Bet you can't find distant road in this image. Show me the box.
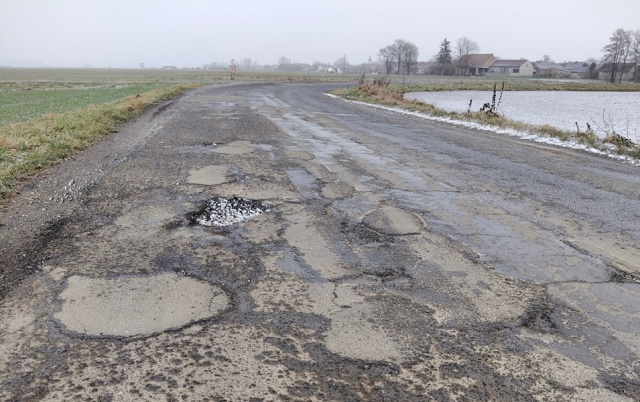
[2,82,639,400]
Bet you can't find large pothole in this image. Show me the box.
[187,196,270,227]
[362,206,423,235]
[54,273,229,337]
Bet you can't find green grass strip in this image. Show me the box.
[0,84,168,127]
[0,84,199,200]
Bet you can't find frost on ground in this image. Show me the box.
[188,196,270,227]
[327,93,640,167]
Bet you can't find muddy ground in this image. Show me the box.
[1,82,640,401]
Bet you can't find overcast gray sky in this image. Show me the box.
[1,0,638,68]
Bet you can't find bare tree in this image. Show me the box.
[378,39,419,75]
[601,28,632,83]
[378,45,397,75]
[617,30,633,83]
[454,37,480,75]
[631,30,640,82]
[401,41,419,75]
[393,39,407,74]
[277,56,290,71]
[334,55,348,73]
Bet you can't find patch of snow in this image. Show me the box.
[193,197,270,227]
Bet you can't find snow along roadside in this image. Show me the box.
[326,93,640,167]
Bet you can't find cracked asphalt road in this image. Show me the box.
[1,82,640,401]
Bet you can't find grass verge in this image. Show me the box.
[0,84,199,200]
[0,83,170,127]
[332,81,640,162]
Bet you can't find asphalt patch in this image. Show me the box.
[54,272,230,338]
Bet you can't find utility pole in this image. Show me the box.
[343,53,346,74]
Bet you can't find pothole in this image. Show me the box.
[362,266,408,281]
[362,206,423,235]
[520,302,558,334]
[611,270,640,284]
[187,196,270,227]
[54,273,230,337]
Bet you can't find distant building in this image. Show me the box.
[562,61,588,71]
[318,66,340,73]
[459,53,496,76]
[488,60,535,77]
[533,61,566,78]
[597,63,638,82]
[562,62,591,79]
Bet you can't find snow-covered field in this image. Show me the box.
[405,91,640,142]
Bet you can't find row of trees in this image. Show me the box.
[263,29,640,81]
[377,37,479,76]
[378,39,420,75]
[602,28,640,83]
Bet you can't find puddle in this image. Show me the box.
[187,196,270,227]
[54,273,229,337]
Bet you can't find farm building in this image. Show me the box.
[562,62,591,79]
[533,61,566,78]
[488,60,535,77]
[597,63,638,82]
[459,53,496,76]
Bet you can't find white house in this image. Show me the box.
[488,60,535,77]
[318,66,341,73]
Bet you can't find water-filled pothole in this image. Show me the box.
[187,196,270,227]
